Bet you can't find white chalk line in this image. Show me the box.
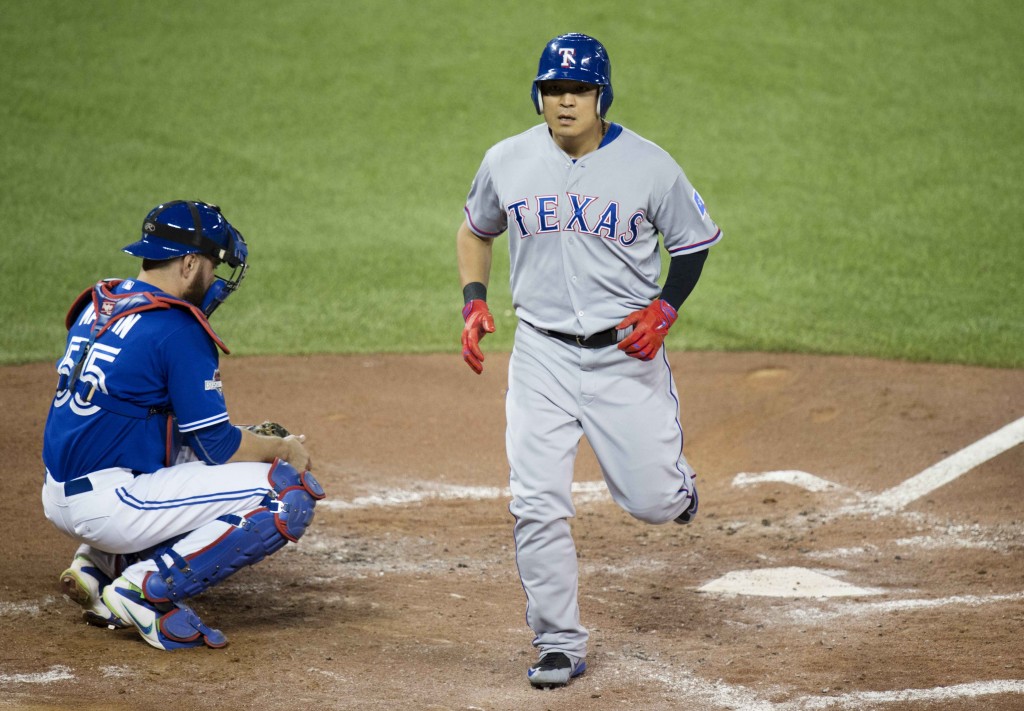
[732,415,1024,515]
[0,665,74,684]
[0,595,58,617]
[785,679,1024,709]
[787,591,1024,622]
[318,479,610,511]
[867,415,1024,512]
[623,656,1024,710]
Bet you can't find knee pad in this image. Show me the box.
[266,458,325,542]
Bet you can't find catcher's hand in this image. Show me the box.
[616,299,678,361]
[245,421,292,438]
[461,299,495,375]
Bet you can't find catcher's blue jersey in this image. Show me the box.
[43,279,233,482]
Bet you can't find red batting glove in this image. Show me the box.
[616,299,678,361]
[461,299,495,374]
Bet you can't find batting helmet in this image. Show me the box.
[122,200,249,316]
[531,33,613,117]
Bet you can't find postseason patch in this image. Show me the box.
[204,368,223,392]
[692,190,707,219]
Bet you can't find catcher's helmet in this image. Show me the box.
[532,33,613,117]
[122,200,249,316]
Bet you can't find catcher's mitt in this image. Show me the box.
[245,421,292,438]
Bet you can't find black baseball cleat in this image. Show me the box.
[674,487,699,525]
[527,652,586,688]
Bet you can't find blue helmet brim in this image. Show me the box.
[122,237,199,261]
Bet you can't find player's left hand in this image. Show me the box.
[615,299,678,361]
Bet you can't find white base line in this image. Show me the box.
[788,591,1024,622]
[789,679,1024,709]
[319,480,609,510]
[869,415,1024,511]
[0,664,74,684]
[633,658,1024,710]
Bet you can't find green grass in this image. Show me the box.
[2,0,1021,366]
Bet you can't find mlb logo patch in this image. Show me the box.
[692,190,707,219]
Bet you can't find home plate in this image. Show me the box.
[698,567,885,598]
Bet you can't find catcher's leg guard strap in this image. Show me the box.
[143,511,288,603]
[160,604,228,649]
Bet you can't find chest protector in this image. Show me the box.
[59,279,229,420]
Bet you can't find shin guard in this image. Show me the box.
[142,459,325,603]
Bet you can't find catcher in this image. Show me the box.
[41,200,325,650]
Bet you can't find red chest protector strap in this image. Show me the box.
[65,279,229,353]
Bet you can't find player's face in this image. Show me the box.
[539,80,603,154]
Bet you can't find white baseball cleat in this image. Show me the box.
[59,554,129,629]
[102,576,227,651]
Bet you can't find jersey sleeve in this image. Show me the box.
[186,420,243,465]
[652,172,723,256]
[163,321,231,434]
[463,153,507,238]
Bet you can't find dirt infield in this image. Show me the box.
[2,352,1022,710]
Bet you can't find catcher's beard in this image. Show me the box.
[182,274,209,309]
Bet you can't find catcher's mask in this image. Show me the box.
[532,33,613,118]
[122,200,249,317]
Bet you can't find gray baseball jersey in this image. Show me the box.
[462,122,720,662]
[464,123,721,335]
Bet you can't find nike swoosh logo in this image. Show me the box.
[123,600,154,635]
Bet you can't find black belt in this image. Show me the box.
[524,320,620,349]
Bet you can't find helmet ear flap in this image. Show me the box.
[533,83,613,119]
[598,84,614,118]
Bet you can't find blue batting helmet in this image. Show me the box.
[531,33,613,117]
[123,200,249,316]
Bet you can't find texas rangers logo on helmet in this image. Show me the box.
[558,47,576,67]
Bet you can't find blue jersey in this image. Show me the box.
[43,279,239,482]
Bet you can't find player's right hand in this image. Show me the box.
[282,434,313,472]
[461,299,495,374]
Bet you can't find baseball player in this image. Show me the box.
[457,34,721,687]
[42,200,325,650]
